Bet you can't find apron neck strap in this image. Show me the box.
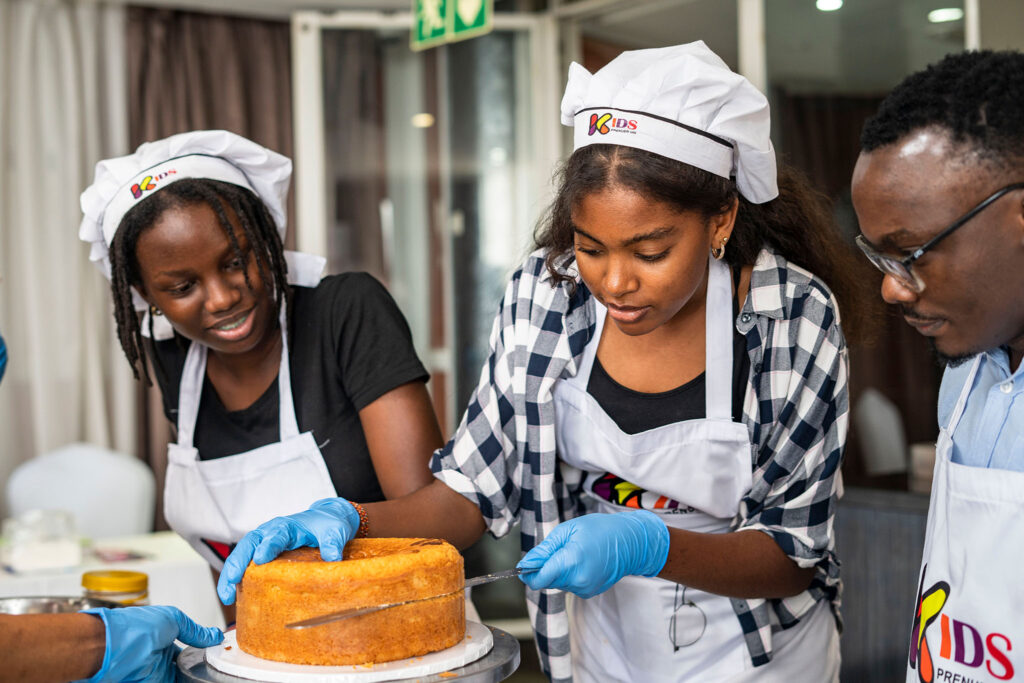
[945,355,983,437]
[176,343,206,448]
[704,256,734,420]
[275,307,300,439]
[175,304,300,448]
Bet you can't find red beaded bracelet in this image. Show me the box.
[350,501,369,538]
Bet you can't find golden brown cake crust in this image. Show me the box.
[236,538,465,665]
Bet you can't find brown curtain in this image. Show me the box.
[320,31,387,280]
[126,7,293,529]
[775,91,880,201]
[775,90,943,488]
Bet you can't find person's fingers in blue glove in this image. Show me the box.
[78,605,222,683]
[217,497,361,605]
[170,606,224,648]
[0,333,7,385]
[516,510,671,599]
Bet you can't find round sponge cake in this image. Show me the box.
[236,538,465,665]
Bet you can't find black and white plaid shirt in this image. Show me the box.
[432,247,847,682]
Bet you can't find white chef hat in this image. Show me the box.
[560,41,778,204]
[79,130,324,341]
[79,129,292,280]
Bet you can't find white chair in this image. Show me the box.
[6,442,155,539]
[853,388,908,476]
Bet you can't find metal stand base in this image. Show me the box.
[177,625,521,683]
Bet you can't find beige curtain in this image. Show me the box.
[0,1,134,516]
[125,7,293,529]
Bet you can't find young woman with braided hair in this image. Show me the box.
[109,178,289,386]
[80,131,443,608]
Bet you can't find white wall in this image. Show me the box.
[980,0,1024,50]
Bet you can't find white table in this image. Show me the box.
[0,531,225,629]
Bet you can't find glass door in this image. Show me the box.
[291,10,560,431]
[291,9,560,643]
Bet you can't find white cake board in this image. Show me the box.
[206,620,493,683]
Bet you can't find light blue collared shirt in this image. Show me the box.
[937,347,1024,470]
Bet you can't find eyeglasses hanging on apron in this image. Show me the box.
[669,584,707,651]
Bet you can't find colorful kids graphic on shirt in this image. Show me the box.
[589,472,695,512]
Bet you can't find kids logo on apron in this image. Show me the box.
[163,305,337,570]
[907,356,1022,683]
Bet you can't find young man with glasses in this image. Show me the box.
[851,50,1024,683]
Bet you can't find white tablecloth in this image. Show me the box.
[0,531,225,629]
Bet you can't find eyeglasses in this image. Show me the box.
[668,585,706,651]
[855,181,1024,293]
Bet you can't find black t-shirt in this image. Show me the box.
[150,273,429,502]
[587,267,749,433]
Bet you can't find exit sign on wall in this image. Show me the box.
[412,0,493,51]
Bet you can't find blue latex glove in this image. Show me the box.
[217,497,360,605]
[0,333,7,385]
[79,605,223,683]
[517,510,671,599]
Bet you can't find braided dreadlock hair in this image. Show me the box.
[861,50,1024,175]
[108,178,290,384]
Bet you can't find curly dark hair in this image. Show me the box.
[109,178,289,383]
[534,144,876,342]
[861,50,1024,173]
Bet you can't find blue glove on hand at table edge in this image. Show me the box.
[516,510,671,599]
[78,605,222,683]
[217,497,361,605]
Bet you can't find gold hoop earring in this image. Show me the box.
[150,305,162,316]
[711,237,728,261]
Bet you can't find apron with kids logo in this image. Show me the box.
[907,355,1022,683]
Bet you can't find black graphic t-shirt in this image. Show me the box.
[150,273,429,503]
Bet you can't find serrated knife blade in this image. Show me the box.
[284,567,533,629]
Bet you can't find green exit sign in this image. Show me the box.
[412,0,493,51]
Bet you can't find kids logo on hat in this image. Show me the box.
[588,112,637,136]
[130,169,178,199]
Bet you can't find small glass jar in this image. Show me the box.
[82,570,149,606]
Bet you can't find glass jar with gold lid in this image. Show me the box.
[81,570,149,606]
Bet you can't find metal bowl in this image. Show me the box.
[0,595,121,614]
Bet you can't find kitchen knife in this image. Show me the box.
[285,567,534,629]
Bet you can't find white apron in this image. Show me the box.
[906,356,1024,683]
[163,306,337,570]
[553,256,839,682]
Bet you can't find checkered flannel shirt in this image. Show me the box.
[431,247,848,682]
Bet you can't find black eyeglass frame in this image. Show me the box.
[855,181,1024,293]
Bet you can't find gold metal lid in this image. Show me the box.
[81,570,148,593]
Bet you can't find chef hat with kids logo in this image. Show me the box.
[79,130,323,339]
[79,129,291,279]
[560,41,778,204]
